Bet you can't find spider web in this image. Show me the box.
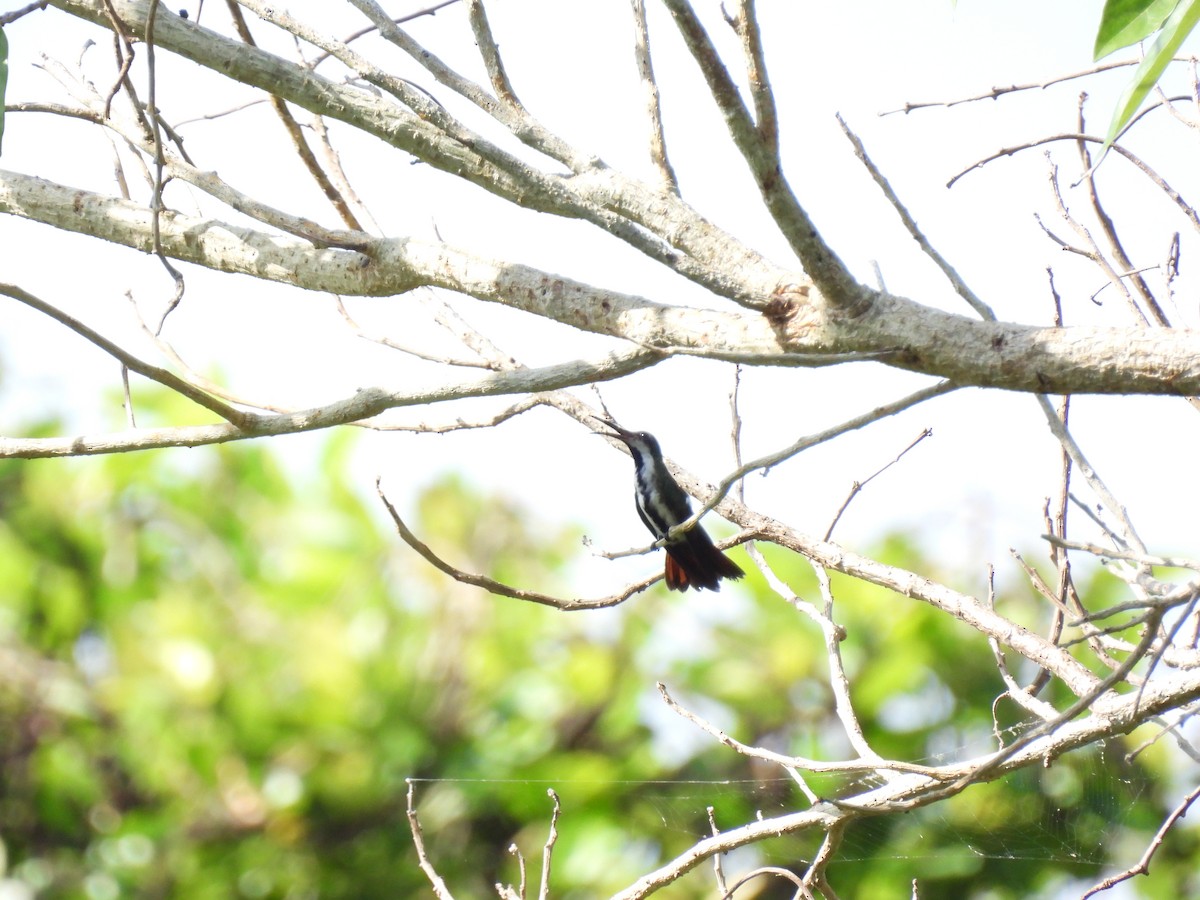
[411,728,1169,898]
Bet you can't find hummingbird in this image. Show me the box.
[596,419,745,592]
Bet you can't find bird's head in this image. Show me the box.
[592,417,663,463]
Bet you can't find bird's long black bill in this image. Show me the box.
[590,416,631,442]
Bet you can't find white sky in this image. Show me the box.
[2,0,1199,599]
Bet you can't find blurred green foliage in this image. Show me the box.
[0,397,1195,899]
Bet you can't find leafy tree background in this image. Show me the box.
[1,387,1195,898]
[2,0,1200,898]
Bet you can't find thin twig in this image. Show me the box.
[675,382,957,540]
[707,808,727,898]
[1073,92,1171,327]
[823,427,932,541]
[173,98,269,127]
[810,565,882,771]
[362,398,546,434]
[335,296,495,368]
[377,477,649,609]
[630,0,678,192]
[1081,783,1200,898]
[728,364,746,502]
[656,681,946,781]
[314,0,463,67]
[1043,536,1200,572]
[405,781,457,900]
[802,823,845,900]
[837,114,994,320]
[499,841,526,900]
[1036,394,1147,556]
[142,0,187,332]
[987,565,1060,722]
[949,135,1200,237]
[308,113,382,232]
[537,790,560,900]
[120,365,136,427]
[719,866,807,900]
[0,1,49,27]
[1,283,248,426]
[880,59,1152,115]
[225,0,364,231]
[97,0,140,123]
[1042,155,1143,321]
[656,681,815,804]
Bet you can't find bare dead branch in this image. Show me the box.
[0,1,50,27]
[360,398,546,434]
[719,865,807,900]
[630,0,678,192]
[657,678,946,780]
[1073,93,1171,328]
[225,0,364,231]
[881,59,1150,115]
[950,135,1200,238]
[679,381,956,539]
[1,282,249,426]
[496,840,525,900]
[657,0,857,307]
[728,0,778,153]
[802,823,845,900]
[314,0,462,67]
[12,7,1200,896]
[1044,536,1200,572]
[823,427,932,541]
[616,656,1200,898]
[377,477,651,609]
[1081,782,1200,898]
[837,114,994,320]
[335,295,496,369]
[465,0,520,107]
[536,790,560,900]
[405,780,458,900]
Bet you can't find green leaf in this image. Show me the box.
[1103,0,1200,149]
[0,27,7,156]
[1094,0,1180,59]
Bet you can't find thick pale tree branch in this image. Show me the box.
[4,169,1200,393]
[7,2,1200,398]
[47,0,783,303]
